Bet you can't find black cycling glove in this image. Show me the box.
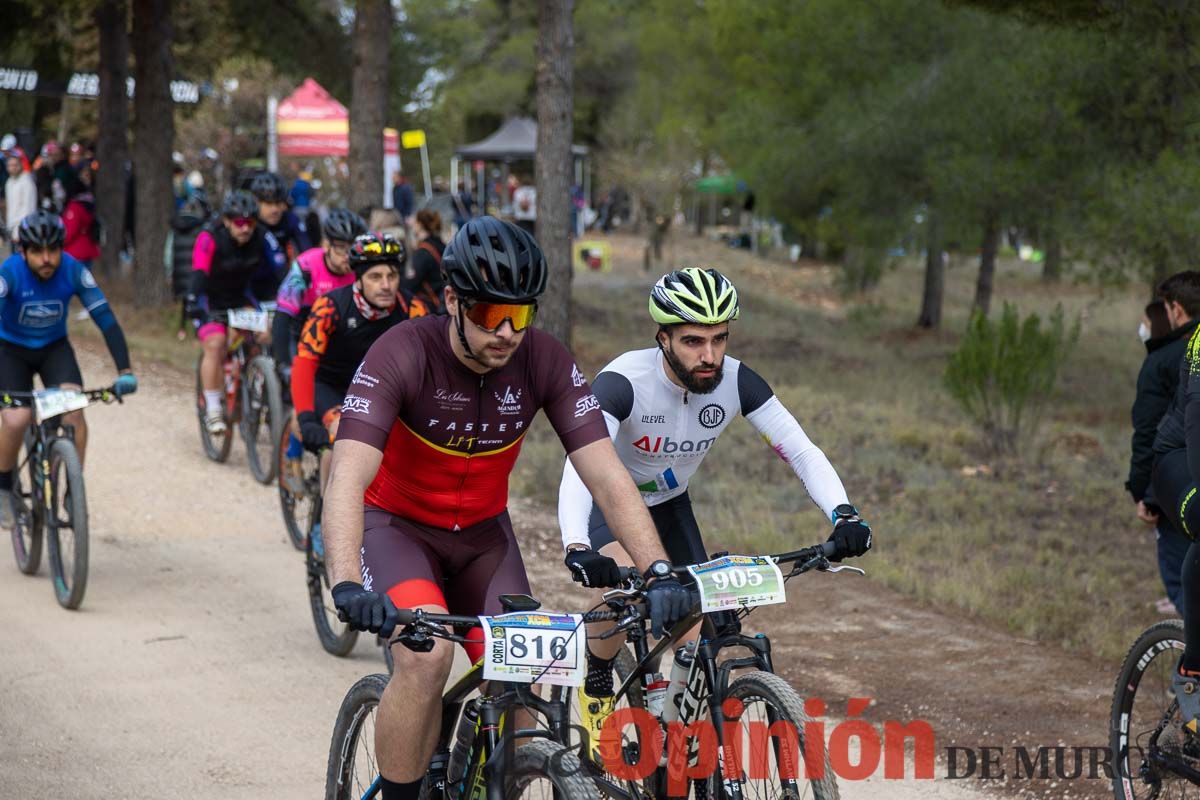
[644,576,692,638]
[564,548,622,588]
[298,411,331,453]
[828,505,872,562]
[184,294,208,324]
[331,581,399,636]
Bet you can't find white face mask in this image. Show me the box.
[1139,322,1152,343]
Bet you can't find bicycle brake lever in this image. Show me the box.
[594,605,643,640]
[602,587,642,604]
[820,564,866,576]
[792,555,826,576]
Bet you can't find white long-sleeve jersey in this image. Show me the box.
[557,347,850,549]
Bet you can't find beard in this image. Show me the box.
[662,344,723,394]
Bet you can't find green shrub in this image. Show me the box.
[943,303,1080,454]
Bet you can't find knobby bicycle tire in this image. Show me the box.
[308,496,358,657]
[241,355,285,484]
[11,436,42,575]
[195,355,233,463]
[325,672,389,800]
[708,671,840,800]
[276,424,310,550]
[504,738,601,799]
[46,437,88,610]
[1110,619,1191,800]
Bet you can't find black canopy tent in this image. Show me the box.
[452,117,589,212]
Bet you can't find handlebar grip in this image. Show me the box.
[821,540,838,558]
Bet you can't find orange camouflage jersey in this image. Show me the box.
[290,283,427,414]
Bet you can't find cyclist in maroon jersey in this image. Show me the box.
[321,216,689,800]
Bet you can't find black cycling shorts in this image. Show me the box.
[587,491,708,570]
[360,508,532,662]
[0,338,84,394]
[1153,448,1200,540]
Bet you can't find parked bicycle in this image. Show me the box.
[1111,618,1200,797]
[560,542,858,799]
[194,306,284,484]
[6,385,124,610]
[325,593,609,800]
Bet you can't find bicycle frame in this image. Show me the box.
[602,545,855,799]
[0,387,115,512]
[209,309,270,421]
[388,604,603,800]
[432,663,573,800]
[21,420,67,514]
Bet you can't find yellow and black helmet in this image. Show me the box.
[349,232,406,277]
[649,267,739,326]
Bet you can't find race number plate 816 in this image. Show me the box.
[687,555,786,613]
[478,612,586,687]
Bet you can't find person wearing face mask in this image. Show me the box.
[1133,274,1200,616]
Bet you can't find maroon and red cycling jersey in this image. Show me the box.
[336,315,608,530]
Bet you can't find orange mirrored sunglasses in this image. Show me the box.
[463,300,537,332]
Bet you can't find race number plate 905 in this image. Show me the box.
[687,554,786,613]
[478,612,586,687]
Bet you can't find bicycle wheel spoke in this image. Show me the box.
[352,705,379,796]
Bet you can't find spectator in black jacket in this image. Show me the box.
[1136,274,1200,614]
[404,208,446,313]
[165,191,212,335]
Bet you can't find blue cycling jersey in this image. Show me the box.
[0,252,118,349]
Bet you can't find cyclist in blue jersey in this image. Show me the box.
[251,172,310,301]
[0,211,138,524]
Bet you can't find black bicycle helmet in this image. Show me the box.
[181,189,211,220]
[221,190,258,219]
[17,210,65,248]
[441,216,547,303]
[349,232,406,277]
[323,208,368,243]
[250,171,288,203]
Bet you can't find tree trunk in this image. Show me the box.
[917,208,944,329]
[131,0,174,307]
[95,0,129,278]
[973,214,1000,317]
[1042,230,1062,282]
[348,0,390,214]
[534,0,574,346]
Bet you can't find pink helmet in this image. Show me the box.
[40,140,60,159]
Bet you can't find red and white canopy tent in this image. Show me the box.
[270,78,400,206]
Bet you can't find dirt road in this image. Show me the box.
[0,344,1111,798]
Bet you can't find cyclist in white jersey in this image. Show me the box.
[556,267,873,756]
